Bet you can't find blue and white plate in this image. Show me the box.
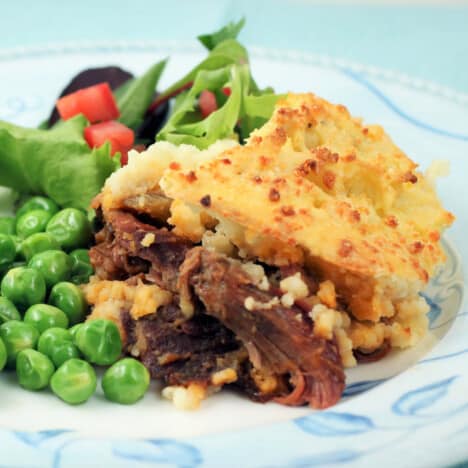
[0,43,466,468]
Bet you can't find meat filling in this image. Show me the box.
[89,209,346,408]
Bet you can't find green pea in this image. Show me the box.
[16,196,59,219]
[0,217,16,235]
[75,319,122,366]
[1,267,46,311]
[0,297,21,323]
[16,349,54,391]
[38,327,72,356]
[28,250,72,289]
[16,210,53,239]
[46,209,92,250]
[69,249,93,284]
[49,282,87,325]
[20,232,59,262]
[0,320,39,367]
[69,323,84,341]
[0,234,17,267]
[24,304,69,334]
[50,358,96,405]
[0,337,7,371]
[49,341,80,367]
[102,358,150,404]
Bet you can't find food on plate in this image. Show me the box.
[87,90,453,409]
[23,304,69,333]
[16,348,54,391]
[0,19,454,410]
[0,320,39,367]
[50,358,97,404]
[102,357,150,404]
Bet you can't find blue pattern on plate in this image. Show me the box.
[0,44,466,468]
[342,69,468,141]
[13,429,70,447]
[392,376,457,416]
[342,379,386,397]
[295,412,375,436]
[112,439,202,467]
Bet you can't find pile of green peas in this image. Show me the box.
[0,196,150,405]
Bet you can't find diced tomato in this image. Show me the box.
[57,83,120,123]
[84,121,134,164]
[199,90,218,118]
[222,87,231,97]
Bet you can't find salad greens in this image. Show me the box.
[157,39,249,102]
[0,116,118,210]
[0,19,282,210]
[197,18,246,51]
[158,65,246,148]
[116,59,167,129]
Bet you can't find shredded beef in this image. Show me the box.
[124,303,246,386]
[89,209,346,409]
[185,247,345,409]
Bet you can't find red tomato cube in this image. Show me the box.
[199,90,218,118]
[57,83,120,123]
[84,121,134,160]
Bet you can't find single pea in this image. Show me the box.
[0,320,39,367]
[49,341,80,367]
[16,196,59,219]
[24,304,69,334]
[46,209,92,250]
[69,323,84,341]
[102,358,150,404]
[0,217,16,235]
[16,210,53,239]
[69,249,93,285]
[0,267,46,311]
[28,250,72,289]
[0,337,7,371]
[0,234,17,267]
[49,282,87,325]
[0,297,21,323]
[20,232,59,262]
[50,358,96,405]
[38,327,72,356]
[75,319,122,366]
[16,349,54,391]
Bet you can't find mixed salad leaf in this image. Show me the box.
[116,59,167,129]
[0,117,119,210]
[197,18,246,51]
[0,19,283,210]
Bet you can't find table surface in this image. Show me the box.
[1,0,468,95]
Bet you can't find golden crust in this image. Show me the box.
[100,93,453,322]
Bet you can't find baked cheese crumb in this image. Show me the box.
[162,384,207,410]
[141,232,156,247]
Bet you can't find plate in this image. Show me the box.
[0,42,467,467]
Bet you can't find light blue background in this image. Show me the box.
[1,0,467,94]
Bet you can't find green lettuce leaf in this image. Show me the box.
[158,65,249,149]
[0,116,119,210]
[158,39,248,102]
[116,59,167,129]
[158,62,284,149]
[197,18,246,50]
